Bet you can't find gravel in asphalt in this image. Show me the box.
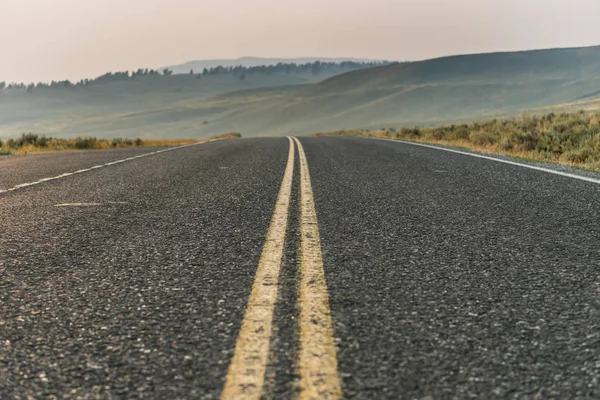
[0,147,172,191]
[2,136,599,399]
[0,138,287,399]
[302,136,600,399]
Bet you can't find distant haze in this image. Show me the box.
[1,0,600,83]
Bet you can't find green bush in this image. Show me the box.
[402,127,421,138]
[564,148,595,163]
[469,130,497,146]
[73,137,97,149]
[16,133,39,147]
[450,125,470,140]
[510,131,538,151]
[536,131,565,154]
[429,127,448,140]
[35,135,49,147]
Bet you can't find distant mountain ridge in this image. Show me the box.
[164,56,383,74]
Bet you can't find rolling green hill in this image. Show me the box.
[2,46,600,139]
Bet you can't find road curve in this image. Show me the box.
[1,136,599,399]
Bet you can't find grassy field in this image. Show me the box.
[314,111,600,172]
[0,132,240,155]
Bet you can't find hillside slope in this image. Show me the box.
[0,63,372,137]
[138,45,600,137]
[228,45,600,134]
[2,46,600,139]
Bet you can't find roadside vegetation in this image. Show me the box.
[314,111,600,172]
[0,132,241,155]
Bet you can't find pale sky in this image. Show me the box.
[1,0,599,83]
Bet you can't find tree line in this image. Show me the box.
[0,61,391,93]
[190,60,388,78]
[0,68,165,92]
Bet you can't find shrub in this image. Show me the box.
[535,131,565,154]
[510,131,538,151]
[500,138,513,151]
[73,137,97,149]
[450,125,470,140]
[35,135,49,147]
[16,133,39,147]
[563,148,595,163]
[402,127,421,138]
[429,127,448,140]
[469,130,497,146]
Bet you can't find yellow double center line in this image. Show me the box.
[222,137,342,399]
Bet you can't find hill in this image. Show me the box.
[2,46,600,139]
[0,61,384,138]
[164,57,381,75]
[225,45,600,135]
[128,45,600,138]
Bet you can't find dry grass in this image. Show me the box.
[143,132,241,146]
[313,111,600,173]
[0,132,241,155]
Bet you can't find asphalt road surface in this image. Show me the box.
[1,137,599,399]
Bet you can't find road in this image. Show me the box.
[1,137,599,399]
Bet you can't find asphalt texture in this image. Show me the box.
[0,147,171,191]
[0,138,288,399]
[2,136,600,399]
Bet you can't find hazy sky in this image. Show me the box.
[1,0,599,83]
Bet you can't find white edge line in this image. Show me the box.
[0,140,217,194]
[370,137,600,185]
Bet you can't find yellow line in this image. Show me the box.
[292,137,343,400]
[221,137,296,400]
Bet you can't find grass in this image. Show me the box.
[313,111,600,173]
[0,132,241,155]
